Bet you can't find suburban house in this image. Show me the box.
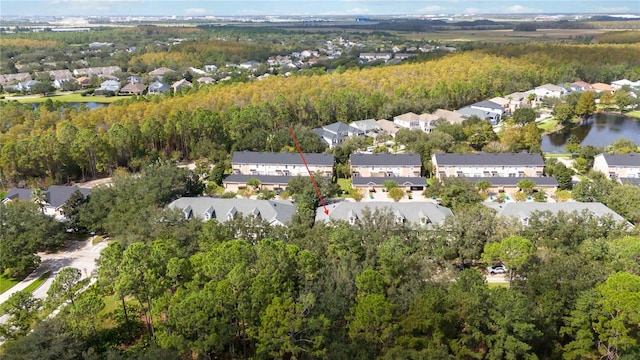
[43,186,91,220]
[315,202,453,227]
[393,53,417,60]
[593,153,640,184]
[611,79,640,90]
[204,64,218,73]
[0,72,32,86]
[126,75,142,84]
[591,83,616,93]
[313,122,365,148]
[470,100,506,118]
[485,202,631,227]
[168,198,296,226]
[456,106,502,125]
[505,91,534,107]
[148,81,170,95]
[76,76,91,88]
[41,69,74,81]
[224,151,335,191]
[53,78,75,90]
[533,83,567,99]
[376,119,402,138]
[95,79,121,94]
[393,112,421,129]
[72,66,120,77]
[570,81,593,92]
[431,153,545,180]
[431,109,466,124]
[120,82,147,95]
[11,80,40,93]
[350,119,381,135]
[394,112,443,133]
[1,188,34,203]
[196,77,215,85]
[2,186,91,221]
[359,53,393,62]
[172,79,192,92]
[148,67,176,81]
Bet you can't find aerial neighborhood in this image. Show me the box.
[2,13,640,360]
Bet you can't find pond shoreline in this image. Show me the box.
[542,112,640,153]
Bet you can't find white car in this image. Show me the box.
[487,265,507,274]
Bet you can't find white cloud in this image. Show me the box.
[322,8,372,15]
[507,5,539,13]
[416,5,445,14]
[596,7,631,13]
[184,8,207,15]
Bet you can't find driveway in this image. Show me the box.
[0,238,108,326]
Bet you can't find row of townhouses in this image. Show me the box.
[223,151,427,192]
[168,197,631,229]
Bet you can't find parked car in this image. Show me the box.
[487,264,507,274]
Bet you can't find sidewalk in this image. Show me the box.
[0,266,51,304]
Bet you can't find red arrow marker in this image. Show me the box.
[288,127,329,215]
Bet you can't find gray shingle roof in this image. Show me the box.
[316,201,453,226]
[433,153,545,167]
[465,177,558,186]
[167,198,296,225]
[46,186,91,208]
[472,100,503,110]
[601,153,640,167]
[3,188,33,202]
[231,151,334,166]
[484,202,627,224]
[350,153,422,166]
[352,177,427,186]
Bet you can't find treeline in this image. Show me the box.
[2,165,639,358]
[1,44,640,185]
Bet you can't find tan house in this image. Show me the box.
[591,83,616,93]
[350,153,422,178]
[120,82,147,95]
[431,109,466,124]
[431,153,545,180]
[593,153,640,184]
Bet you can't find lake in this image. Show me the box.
[541,113,640,153]
[31,102,108,110]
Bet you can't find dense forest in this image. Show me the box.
[1,43,639,186]
[1,163,639,359]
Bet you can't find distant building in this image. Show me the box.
[313,122,365,149]
[148,81,170,94]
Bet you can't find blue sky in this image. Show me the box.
[2,1,639,17]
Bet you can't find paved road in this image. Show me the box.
[0,238,108,333]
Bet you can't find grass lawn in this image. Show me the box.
[22,271,52,294]
[0,271,24,295]
[3,92,130,104]
[544,153,571,158]
[337,178,352,193]
[537,118,559,132]
[627,110,640,119]
[92,235,105,246]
